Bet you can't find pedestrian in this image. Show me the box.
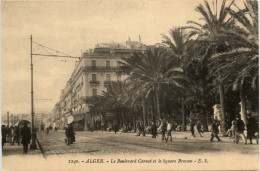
[2,125,7,149]
[54,127,57,132]
[160,119,167,142]
[9,127,14,145]
[101,122,104,131]
[19,125,22,144]
[6,127,11,144]
[71,124,76,143]
[151,121,157,138]
[210,120,222,142]
[66,124,72,145]
[234,114,247,144]
[13,126,20,145]
[226,120,235,139]
[65,125,69,144]
[166,120,172,142]
[214,116,221,132]
[47,127,49,134]
[196,119,203,137]
[67,123,75,145]
[21,123,31,154]
[136,121,141,136]
[141,121,145,136]
[190,119,195,137]
[114,122,118,134]
[246,113,258,144]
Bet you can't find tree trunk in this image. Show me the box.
[219,85,227,136]
[84,113,87,131]
[240,84,247,125]
[131,103,136,132]
[142,94,147,127]
[121,106,125,129]
[101,113,106,130]
[201,107,208,132]
[156,84,161,120]
[182,102,186,131]
[150,91,155,122]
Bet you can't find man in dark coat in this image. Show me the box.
[161,120,167,142]
[67,124,75,145]
[136,121,141,136]
[210,120,221,142]
[2,125,7,148]
[234,114,247,144]
[151,121,157,138]
[247,113,258,144]
[190,119,195,137]
[140,121,145,136]
[113,122,118,134]
[13,126,20,145]
[21,123,31,154]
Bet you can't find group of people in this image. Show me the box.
[136,121,146,136]
[135,119,174,143]
[224,113,258,144]
[159,120,174,143]
[1,123,32,154]
[1,125,21,146]
[190,119,204,138]
[131,113,259,145]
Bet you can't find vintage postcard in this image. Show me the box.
[1,0,259,170]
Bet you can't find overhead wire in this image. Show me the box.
[32,41,81,59]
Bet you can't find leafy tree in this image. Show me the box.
[186,0,236,135]
[123,47,188,123]
[209,0,258,123]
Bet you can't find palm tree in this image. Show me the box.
[161,27,192,59]
[87,95,108,130]
[162,27,196,131]
[123,47,188,122]
[209,0,258,124]
[162,27,213,131]
[186,0,236,135]
[102,81,129,130]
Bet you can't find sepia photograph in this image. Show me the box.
[1,0,259,170]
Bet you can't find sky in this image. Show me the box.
[1,0,242,115]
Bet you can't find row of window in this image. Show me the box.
[91,60,121,67]
[91,73,121,82]
[92,88,97,96]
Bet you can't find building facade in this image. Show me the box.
[54,38,144,131]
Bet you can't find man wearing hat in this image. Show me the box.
[21,123,31,154]
[247,113,258,144]
[234,114,247,144]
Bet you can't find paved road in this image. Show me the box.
[37,130,259,157]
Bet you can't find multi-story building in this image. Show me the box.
[56,37,144,131]
[34,112,49,130]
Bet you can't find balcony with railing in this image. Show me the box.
[84,66,123,72]
[89,80,100,85]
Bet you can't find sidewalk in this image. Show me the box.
[2,142,43,157]
[2,142,45,171]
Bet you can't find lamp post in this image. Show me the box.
[30,35,37,149]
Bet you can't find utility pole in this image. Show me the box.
[11,114,13,126]
[30,35,37,149]
[28,36,80,147]
[7,111,9,128]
